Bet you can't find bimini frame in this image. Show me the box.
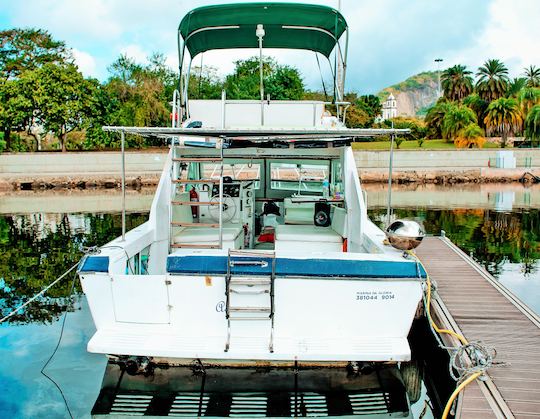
[175,10,349,124]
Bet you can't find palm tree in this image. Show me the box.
[463,93,489,128]
[524,105,540,146]
[442,104,477,140]
[484,97,523,147]
[455,123,485,148]
[476,59,510,101]
[425,100,453,139]
[523,65,540,88]
[506,77,526,98]
[519,87,540,116]
[441,64,473,101]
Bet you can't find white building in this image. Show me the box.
[381,93,398,120]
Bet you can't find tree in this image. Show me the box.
[441,64,473,101]
[523,65,540,88]
[463,93,489,128]
[484,97,523,147]
[344,105,370,128]
[524,105,540,146]
[0,29,72,149]
[0,77,34,149]
[454,123,485,148]
[105,53,171,131]
[188,65,223,99]
[476,59,510,101]
[224,56,304,100]
[356,94,382,124]
[518,87,540,117]
[425,100,453,139]
[265,65,304,100]
[506,77,527,98]
[33,63,98,151]
[0,28,71,80]
[442,104,477,141]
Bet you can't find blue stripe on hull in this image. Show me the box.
[166,255,426,278]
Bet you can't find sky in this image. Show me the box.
[0,0,539,94]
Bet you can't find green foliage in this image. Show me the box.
[484,97,523,147]
[476,59,510,101]
[390,116,427,141]
[441,64,473,101]
[518,87,540,116]
[0,28,71,79]
[356,94,382,120]
[425,100,453,139]
[506,77,527,98]
[188,65,223,99]
[442,103,477,141]
[344,105,370,128]
[31,63,99,151]
[463,93,489,128]
[224,56,304,100]
[454,123,485,148]
[523,65,540,88]
[524,105,540,146]
[0,132,5,152]
[105,53,172,128]
[0,77,34,148]
[266,65,304,100]
[0,212,147,324]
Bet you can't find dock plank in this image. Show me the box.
[417,237,540,419]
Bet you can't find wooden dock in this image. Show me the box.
[416,236,540,419]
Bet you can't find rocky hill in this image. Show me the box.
[378,71,439,117]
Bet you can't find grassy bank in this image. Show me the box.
[352,139,501,150]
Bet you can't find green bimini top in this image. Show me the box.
[178,2,347,58]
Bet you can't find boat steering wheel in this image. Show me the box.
[208,194,237,223]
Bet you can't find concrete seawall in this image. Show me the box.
[1,149,539,190]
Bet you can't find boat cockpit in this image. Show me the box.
[171,147,348,253]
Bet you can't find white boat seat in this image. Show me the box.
[173,224,243,245]
[275,206,347,252]
[275,225,342,243]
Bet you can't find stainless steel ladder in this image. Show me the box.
[225,249,276,353]
[170,148,225,250]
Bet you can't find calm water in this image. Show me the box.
[1,184,539,418]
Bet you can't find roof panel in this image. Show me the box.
[179,2,347,57]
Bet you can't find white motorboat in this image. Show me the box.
[79,2,425,370]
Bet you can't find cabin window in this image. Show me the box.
[270,162,329,193]
[201,163,261,188]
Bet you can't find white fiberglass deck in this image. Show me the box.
[89,324,411,362]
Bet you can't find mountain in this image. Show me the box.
[377,71,439,117]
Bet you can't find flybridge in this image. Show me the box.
[176,3,350,125]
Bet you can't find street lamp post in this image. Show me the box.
[435,58,443,97]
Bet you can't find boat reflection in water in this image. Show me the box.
[91,362,412,418]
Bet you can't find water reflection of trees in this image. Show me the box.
[0,213,147,324]
[369,208,540,279]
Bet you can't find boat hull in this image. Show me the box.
[81,273,423,362]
